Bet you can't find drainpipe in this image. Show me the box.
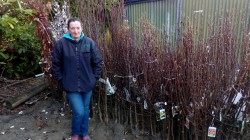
[176,0,182,43]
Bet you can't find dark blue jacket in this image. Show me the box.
[52,33,103,93]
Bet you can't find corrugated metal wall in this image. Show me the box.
[125,0,179,44]
[125,0,250,44]
[182,0,250,44]
[182,0,250,27]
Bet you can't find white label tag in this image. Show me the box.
[208,127,217,137]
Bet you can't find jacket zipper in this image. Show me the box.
[75,45,80,92]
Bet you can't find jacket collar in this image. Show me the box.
[63,32,84,42]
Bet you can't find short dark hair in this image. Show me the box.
[67,17,82,29]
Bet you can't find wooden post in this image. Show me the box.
[5,79,49,109]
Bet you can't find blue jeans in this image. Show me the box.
[67,91,92,136]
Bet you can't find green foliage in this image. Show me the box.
[0,48,9,60]
[69,0,78,17]
[0,0,42,79]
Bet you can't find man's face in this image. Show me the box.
[68,21,82,40]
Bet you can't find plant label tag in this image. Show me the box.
[157,109,166,121]
[185,117,190,129]
[159,109,166,120]
[208,127,216,137]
